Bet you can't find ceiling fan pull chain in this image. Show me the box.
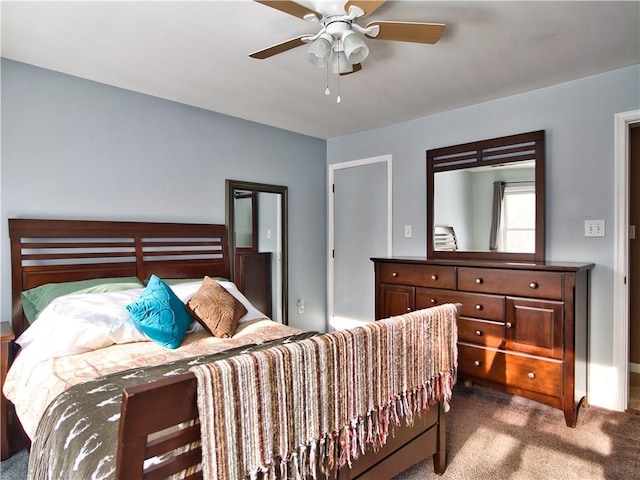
[336,40,342,103]
[325,60,331,96]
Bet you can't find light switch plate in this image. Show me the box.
[584,219,605,237]
[404,225,412,238]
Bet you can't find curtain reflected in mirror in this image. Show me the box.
[226,180,288,325]
[489,181,506,252]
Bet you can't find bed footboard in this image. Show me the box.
[116,375,446,480]
[116,304,458,479]
[116,373,202,480]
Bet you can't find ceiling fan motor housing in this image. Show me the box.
[321,16,369,64]
[324,16,352,38]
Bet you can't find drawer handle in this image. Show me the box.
[406,307,411,312]
[475,278,484,285]
[431,275,438,281]
[527,372,536,379]
[430,298,437,304]
[473,360,482,367]
[392,272,398,277]
[475,330,483,337]
[475,304,483,311]
[529,282,538,289]
[506,322,512,328]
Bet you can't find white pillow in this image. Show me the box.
[16,288,149,363]
[167,280,267,324]
[217,280,268,323]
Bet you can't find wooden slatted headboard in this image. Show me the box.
[9,218,230,337]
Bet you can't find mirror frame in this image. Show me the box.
[226,179,289,324]
[427,130,546,263]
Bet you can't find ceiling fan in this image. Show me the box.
[249,0,446,79]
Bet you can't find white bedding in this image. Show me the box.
[4,278,301,440]
[4,318,302,440]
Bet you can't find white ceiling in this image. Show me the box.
[2,1,639,139]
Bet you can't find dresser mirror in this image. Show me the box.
[226,180,288,324]
[427,130,545,262]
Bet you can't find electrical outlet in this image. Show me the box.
[404,225,412,238]
[297,298,305,314]
[584,219,605,237]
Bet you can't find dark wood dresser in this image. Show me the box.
[234,251,272,319]
[372,257,593,427]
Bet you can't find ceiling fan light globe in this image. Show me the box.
[306,35,332,67]
[342,31,369,64]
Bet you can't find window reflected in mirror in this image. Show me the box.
[501,183,536,252]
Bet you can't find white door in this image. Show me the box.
[329,156,391,331]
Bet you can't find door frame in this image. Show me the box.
[327,155,392,330]
[613,109,640,411]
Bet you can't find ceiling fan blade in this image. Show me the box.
[365,21,446,44]
[249,35,308,59]
[254,0,322,21]
[345,1,386,18]
[340,63,363,76]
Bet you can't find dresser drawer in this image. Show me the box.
[378,263,455,289]
[458,344,562,398]
[416,289,504,322]
[458,267,563,300]
[458,318,504,348]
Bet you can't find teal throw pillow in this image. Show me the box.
[125,275,192,349]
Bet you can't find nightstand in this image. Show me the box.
[1,322,15,461]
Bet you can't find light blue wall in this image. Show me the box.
[4,57,640,409]
[328,64,640,408]
[0,59,328,332]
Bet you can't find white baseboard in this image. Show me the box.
[630,363,640,374]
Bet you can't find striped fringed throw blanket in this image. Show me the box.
[190,303,458,480]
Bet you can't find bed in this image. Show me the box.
[3,218,458,479]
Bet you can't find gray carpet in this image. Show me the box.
[394,384,640,480]
[1,384,638,479]
[0,449,27,480]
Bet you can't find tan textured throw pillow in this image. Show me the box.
[186,276,247,338]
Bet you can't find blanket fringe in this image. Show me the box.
[244,374,458,480]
